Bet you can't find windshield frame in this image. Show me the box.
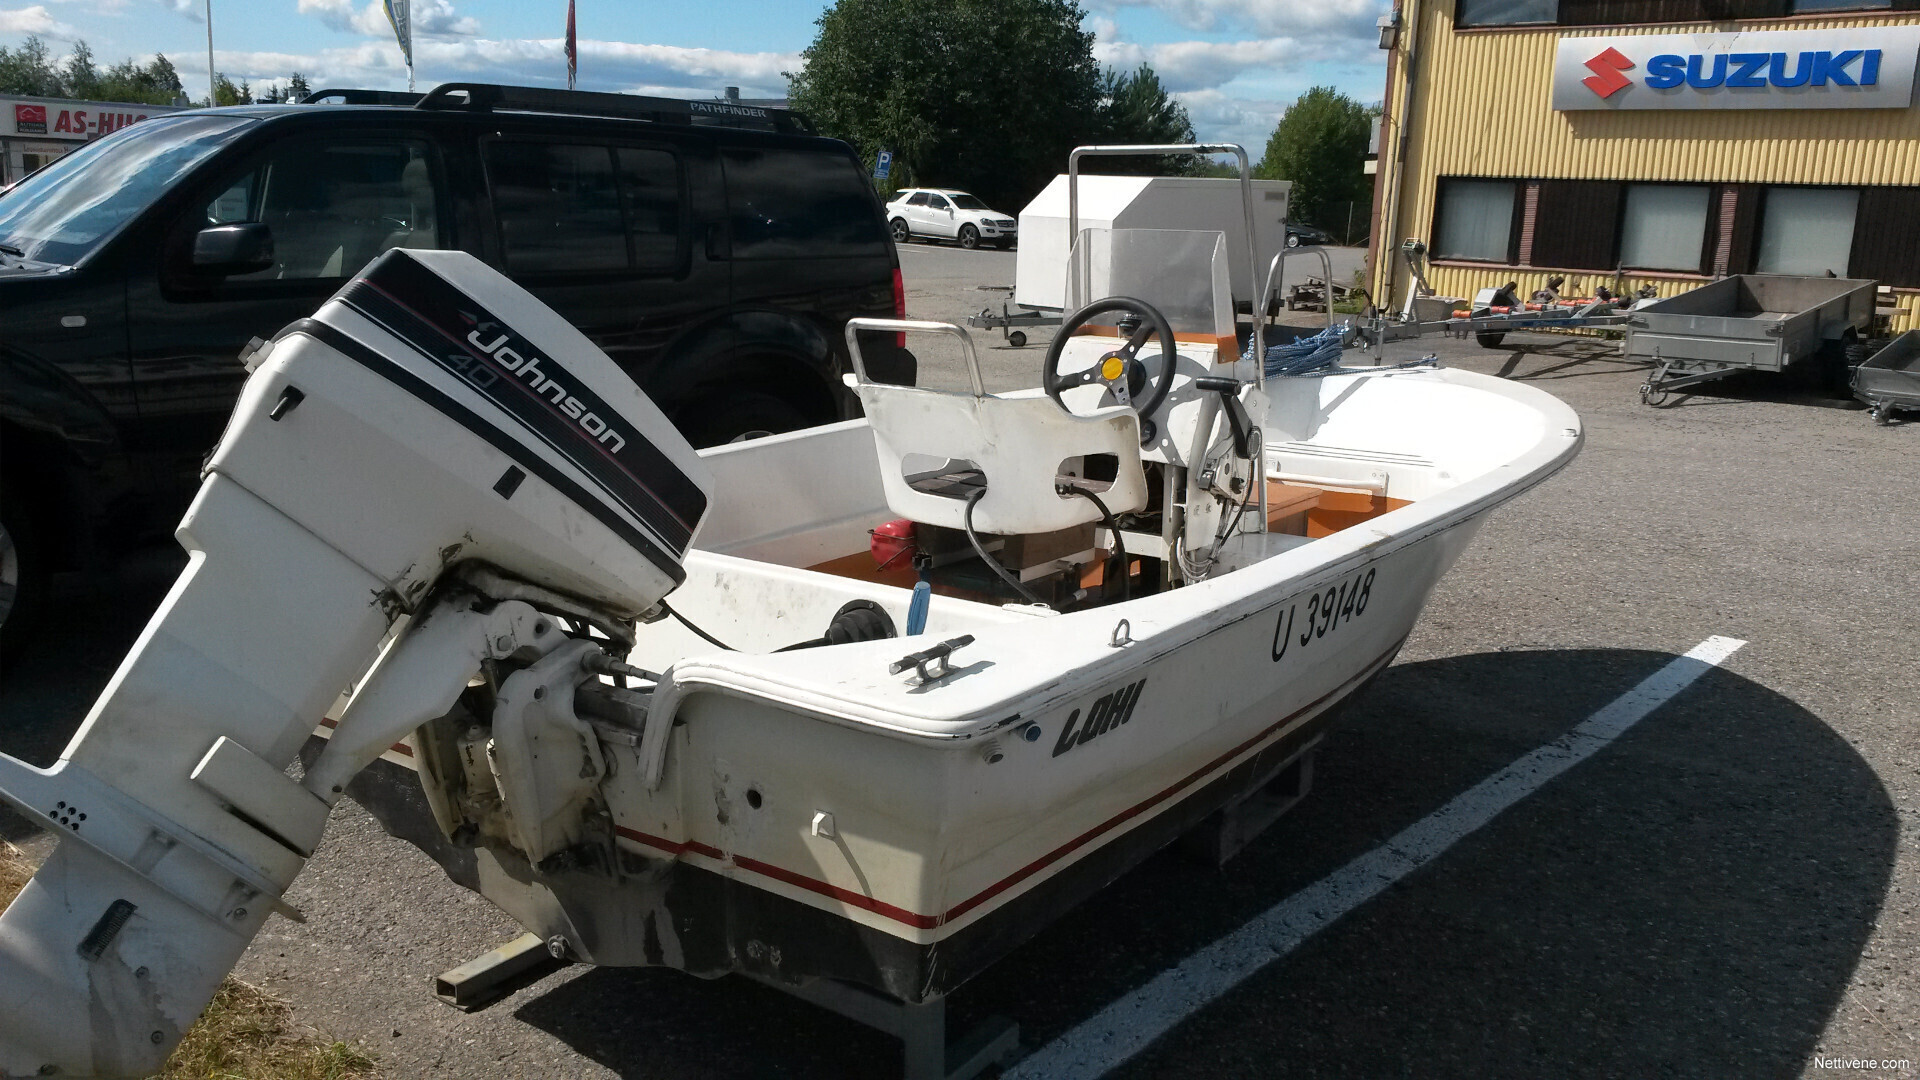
[0,113,257,268]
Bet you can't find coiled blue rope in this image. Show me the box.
[1247,322,1439,377]
[1257,322,1349,377]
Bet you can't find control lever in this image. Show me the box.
[1193,376,1257,459]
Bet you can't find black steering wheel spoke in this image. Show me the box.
[1042,296,1177,446]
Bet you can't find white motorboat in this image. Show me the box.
[0,149,1580,1080]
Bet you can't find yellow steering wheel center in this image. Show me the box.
[1099,354,1127,382]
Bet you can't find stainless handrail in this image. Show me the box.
[844,317,987,398]
[1258,245,1338,338]
[1065,143,1262,379]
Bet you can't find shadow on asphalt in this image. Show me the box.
[512,648,1896,1080]
[0,545,185,844]
[0,554,1896,1079]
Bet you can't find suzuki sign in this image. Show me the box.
[1552,27,1920,110]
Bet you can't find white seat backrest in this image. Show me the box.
[843,320,1148,536]
[857,385,1147,534]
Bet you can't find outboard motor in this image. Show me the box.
[0,249,711,1078]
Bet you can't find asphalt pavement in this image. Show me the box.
[1,241,1915,1079]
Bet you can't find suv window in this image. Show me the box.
[906,192,930,207]
[949,194,987,210]
[723,146,889,260]
[0,114,252,266]
[204,137,442,282]
[928,194,951,210]
[485,140,684,275]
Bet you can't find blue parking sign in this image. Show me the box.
[874,150,893,180]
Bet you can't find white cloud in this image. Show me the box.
[1096,35,1377,93]
[1176,86,1288,150]
[1088,0,1386,41]
[0,4,77,37]
[155,0,198,21]
[298,0,478,39]
[178,37,799,101]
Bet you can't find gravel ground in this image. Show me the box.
[2,241,1915,1079]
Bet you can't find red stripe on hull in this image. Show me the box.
[613,636,1404,932]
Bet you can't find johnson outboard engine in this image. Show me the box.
[0,249,711,1078]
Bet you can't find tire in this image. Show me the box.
[958,224,979,250]
[1008,331,1028,348]
[1286,234,1301,248]
[890,218,911,244]
[0,489,43,669]
[678,392,813,448]
[1476,332,1507,349]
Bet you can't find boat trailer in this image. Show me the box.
[965,285,1059,348]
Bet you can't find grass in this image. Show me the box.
[0,839,379,1080]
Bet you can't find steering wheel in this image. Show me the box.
[1043,296,1177,445]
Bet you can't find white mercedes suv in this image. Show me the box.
[884,188,1017,250]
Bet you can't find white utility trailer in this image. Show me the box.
[1014,173,1291,313]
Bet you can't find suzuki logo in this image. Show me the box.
[1583,47,1634,97]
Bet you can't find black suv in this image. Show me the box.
[0,83,912,659]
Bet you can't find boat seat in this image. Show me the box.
[843,323,1148,536]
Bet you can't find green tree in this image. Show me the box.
[0,37,66,97]
[289,72,311,102]
[1090,64,1198,176]
[93,54,184,105]
[789,0,1102,210]
[212,73,252,106]
[1256,86,1373,241]
[62,40,101,100]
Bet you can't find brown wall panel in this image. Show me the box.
[1851,187,1920,287]
[1530,180,1622,269]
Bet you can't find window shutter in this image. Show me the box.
[1851,187,1920,288]
[1530,180,1622,270]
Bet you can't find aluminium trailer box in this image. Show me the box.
[1623,274,1875,372]
[1014,174,1291,312]
[1854,329,1920,423]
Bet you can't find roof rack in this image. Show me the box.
[417,83,815,135]
[301,88,426,107]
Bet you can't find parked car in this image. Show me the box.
[1286,222,1336,248]
[0,82,914,662]
[885,188,1017,250]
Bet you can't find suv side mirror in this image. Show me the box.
[192,223,275,275]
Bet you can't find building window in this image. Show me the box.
[1456,0,1557,26]
[1756,187,1858,276]
[1619,184,1710,272]
[1791,0,1890,10]
[1434,179,1518,262]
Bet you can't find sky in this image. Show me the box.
[0,0,1390,151]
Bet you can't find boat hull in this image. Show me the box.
[340,513,1486,1003]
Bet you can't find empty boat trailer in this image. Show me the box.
[1625,273,1875,404]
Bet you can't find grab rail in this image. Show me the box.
[845,318,987,398]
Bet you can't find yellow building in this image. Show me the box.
[1369,0,1920,328]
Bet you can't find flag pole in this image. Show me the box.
[204,0,216,106]
[566,0,577,91]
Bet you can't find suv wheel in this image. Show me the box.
[0,491,43,668]
[890,218,911,244]
[957,224,980,250]
[681,392,813,448]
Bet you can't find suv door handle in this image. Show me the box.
[704,222,728,261]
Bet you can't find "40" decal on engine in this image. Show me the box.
[1270,567,1375,662]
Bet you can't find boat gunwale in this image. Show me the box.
[644,367,1582,756]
